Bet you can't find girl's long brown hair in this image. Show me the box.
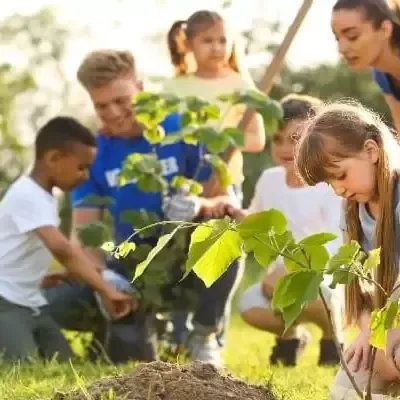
[167,10,240,76]
[294,101,400,325]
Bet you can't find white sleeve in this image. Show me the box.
[10,195,58,234]
[247,171,270,214]
[320,188,344,255]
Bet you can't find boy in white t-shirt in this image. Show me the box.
[0,116,134,362]
[228,95,345,366]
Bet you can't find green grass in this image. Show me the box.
[0,323,337,400]
[0,259,338,399]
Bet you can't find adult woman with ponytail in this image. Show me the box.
[331,0,400,134]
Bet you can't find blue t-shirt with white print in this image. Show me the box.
[71,113,211,243]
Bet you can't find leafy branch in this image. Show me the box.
[100,207,399,399]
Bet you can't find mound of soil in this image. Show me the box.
[54,361,277,400]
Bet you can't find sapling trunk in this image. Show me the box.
[319,288,364,399]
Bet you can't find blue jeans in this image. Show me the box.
[44,257,244,361]
[170,184,244,345]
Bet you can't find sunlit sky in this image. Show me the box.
[0,0,340,79]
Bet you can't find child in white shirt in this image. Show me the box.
[0,116,133,362]
[229,94,344,366]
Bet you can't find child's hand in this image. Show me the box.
[100,287,138,320]
[386,327,400,371]
[225,206,247,221]
[344,330,371,372]
[201,197,230,219]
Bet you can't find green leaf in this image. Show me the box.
[132,91,160,106]
[75,221,111,248]
[217,92,240,103]
[272,271,323,329]
[215,161,231,190]
[202,104,220,121]
[161,133,182,145]
[299,232,338,247]
[230,89,266,108]
[77,195,114,207]
[185,96,211,113]
[143,125,165,144]
[196,127,230,154]
[101,241,115,252]
[130,243,153,263]
[181,111,196,128]
[137,174,167,193]
[252,231,295,268]
[370,308,387,349]
[191,229,242,288]
[184,219,242,287]
[182,133,198,145]
[363,248,381,271]
[119,209,160,238]
[170,176,203,196]
[271,274,298,310]
[119,209,160,228]
[329,267,356,289]
[263,117,279,135]
[162,93,181,111]
[282,301,304,330]
[114,241,136,259]
[189,181,203,195]
[238,209,287,239]
[222,127,245,148]
[185,219,230,266]
[119,153,163,187]
[204,154,231,189]
[284,245,329,273]
[171,176,189,190]
[327,241,362,272]
[133,227,180,281]
[266,99,284,120]
[385,301,400,330]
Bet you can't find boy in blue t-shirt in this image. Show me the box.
[45,49,242,367]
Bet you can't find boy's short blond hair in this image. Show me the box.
[77,49,136,90]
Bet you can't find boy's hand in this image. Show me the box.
[99,287,138,320]
[344,330,371,372]
[40,271,72,288]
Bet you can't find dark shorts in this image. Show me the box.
[0,296,72,362]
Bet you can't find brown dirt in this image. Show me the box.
[54,361,277,400]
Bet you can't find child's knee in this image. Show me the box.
[238,283,270,315]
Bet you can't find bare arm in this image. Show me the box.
[37,226,112,294]
[384,94,400,135]
[241,112,266,153]
[37,226,133,318]
[72,208,106,268]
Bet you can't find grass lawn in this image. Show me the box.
[0,259,339,399]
